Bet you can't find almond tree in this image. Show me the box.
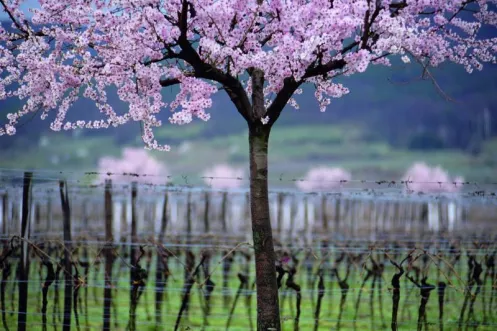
[403,162,464,193]
[1,1,496,329]
[202,163,244,189]
[297,166,352,192]
[97,147,169,184]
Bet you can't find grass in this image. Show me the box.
[3,247,496,331]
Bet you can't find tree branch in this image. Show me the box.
[265,0,476,126]
[302,59,347,80]
[174,0,252,123]
[0,0,27,35]
[404,49,460,103]
[159,78,181,87]
[265,78,301,126]
[265,40,356,126]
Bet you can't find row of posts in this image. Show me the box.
[0,182,471,246]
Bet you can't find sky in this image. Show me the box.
[0,0,39,20]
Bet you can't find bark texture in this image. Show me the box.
[103,180,114,330]
[60,181,72,331]
[17,172,32,331]
[249,123,280,331]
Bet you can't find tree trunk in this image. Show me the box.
[103,180,114,331]
[60,181,72,331]
[17,172,32,331]
[248,124,280,331]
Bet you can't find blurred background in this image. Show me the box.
[1,55,496,187]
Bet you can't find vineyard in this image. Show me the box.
[0,171,497,330]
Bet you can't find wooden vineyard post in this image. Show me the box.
[128,181,138,329]
[59,180,73,331]
[334,198,341,233]
[369,200,375,238]
[1,193,7,238]
[221,191,228,232]
[276,192,284,236]
[350,200,356,235]
[186,192,192,245]
[321,194,328,233]
[159,192,169,240]
[302,196,308,246]
[34,202,41,236]
[203,191,210,233]
[12,201,19,234]
[155,191,168,326]
[288,196,296,244]
[130,182,138,270]
[17,171,32,331]
[103,179,114,330]
[120,199,128,242]
[46,196,52,236]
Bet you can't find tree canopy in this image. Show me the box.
[1,0,496,149]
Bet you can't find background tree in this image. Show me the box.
[297,166,352,192]
[1,1,496,329]
[403,162,464,193]
[202,163,244,189]
[96,147,169,184]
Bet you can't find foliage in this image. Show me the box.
[202,163,245,189]
[403,161,464,193]
[97,147,169,184]
[1,0,496,150]
[296,166,352,192]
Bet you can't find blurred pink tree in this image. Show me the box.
[403,162,463,193]
[97,148,169,184]
[202,164,244,190]
[297,166,352,192]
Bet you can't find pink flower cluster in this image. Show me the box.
[296,166,352,192]
[403,162,464,193]
[202,164,245,190]
[96,147,169,184]
[1,1,496,149]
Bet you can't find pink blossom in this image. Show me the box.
[403,162,464,193]
[202,164,245,190]
[296,166,352,192]
[0,1,495,147]
[96,147,169,184]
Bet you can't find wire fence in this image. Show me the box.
[0,170,496,330]
[0,169,496,216]
[0,235,496,330]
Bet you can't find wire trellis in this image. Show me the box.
[0,170,496,330]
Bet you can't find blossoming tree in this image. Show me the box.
[297,166,352,192]
[202,163,244,189]
[1,0,496,329]
[403,162,464,193]
[403,162,464,231]
[97,147,169,184]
